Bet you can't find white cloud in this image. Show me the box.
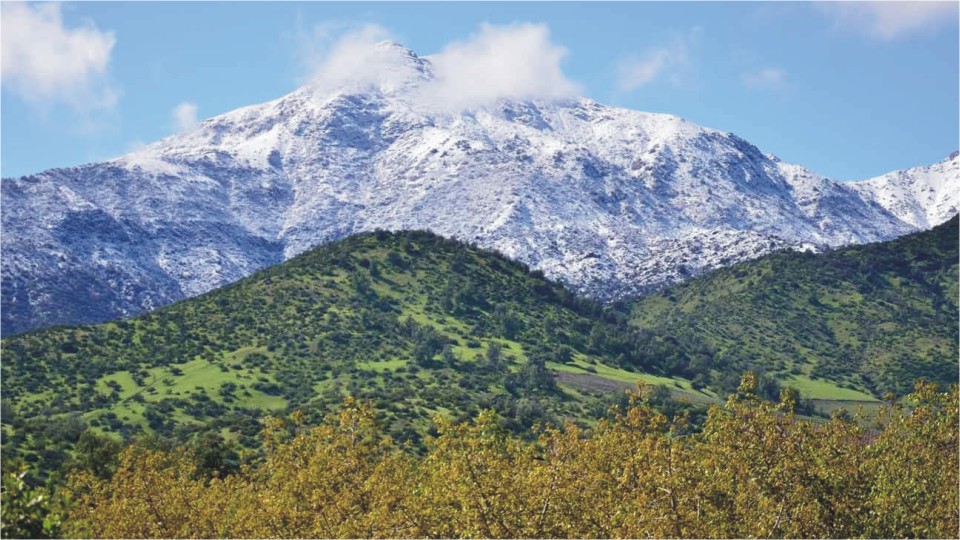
[742,67,786,90]
[295,18,348,72]
[615,30,698,92]
[617,50,672,91]
[172,102,199,132]
[425,23,580,111]
[304,23,416,93]
[301,22,580,112]
[125,139,146,153]
[818,2,958,40]
[0,2,117,110]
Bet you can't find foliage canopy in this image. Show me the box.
[48,380,959,539]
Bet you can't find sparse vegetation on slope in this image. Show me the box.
[3,218,956,489]
[1,230,709,482]
[629,215,959,398]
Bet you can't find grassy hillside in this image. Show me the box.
[1,230,710,479]
[4,219,956,481]
[629,216,959,399]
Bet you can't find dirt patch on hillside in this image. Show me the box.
[555,371,633,395]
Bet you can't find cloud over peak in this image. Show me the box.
[301,22,580,112]
[305,24,425,95]
[426,23,580,111]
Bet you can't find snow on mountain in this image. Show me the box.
[848,151,959,230]
[1,43,955,335]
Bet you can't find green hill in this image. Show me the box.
[3,219,956,481]
[629,215,959,400]
[1,230,710,479]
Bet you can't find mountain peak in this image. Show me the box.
[301,39,431,98]
[849,151,959,230]
[3,68,956,335]
[373,39,414,53]
[371,40,427,66]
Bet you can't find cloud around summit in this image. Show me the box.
[301,22,581,112]
[425,23,581,111]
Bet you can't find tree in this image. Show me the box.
[71,431,122,480]
[494,305,521,339]
[188,433,239,479]
[485,342,502,370]
[440,345,457,365]
[1,468,64,539]
[59,382,959,538]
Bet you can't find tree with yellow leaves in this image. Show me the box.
[56,377,958,539]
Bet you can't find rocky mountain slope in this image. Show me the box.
[849,150,959,230]
[2,42,955,335]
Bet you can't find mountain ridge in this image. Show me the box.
[2,42,956,335]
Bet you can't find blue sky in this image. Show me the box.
[2,1,957,180]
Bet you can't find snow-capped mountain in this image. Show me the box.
[2,42,956,335]
[849,151,959,230]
